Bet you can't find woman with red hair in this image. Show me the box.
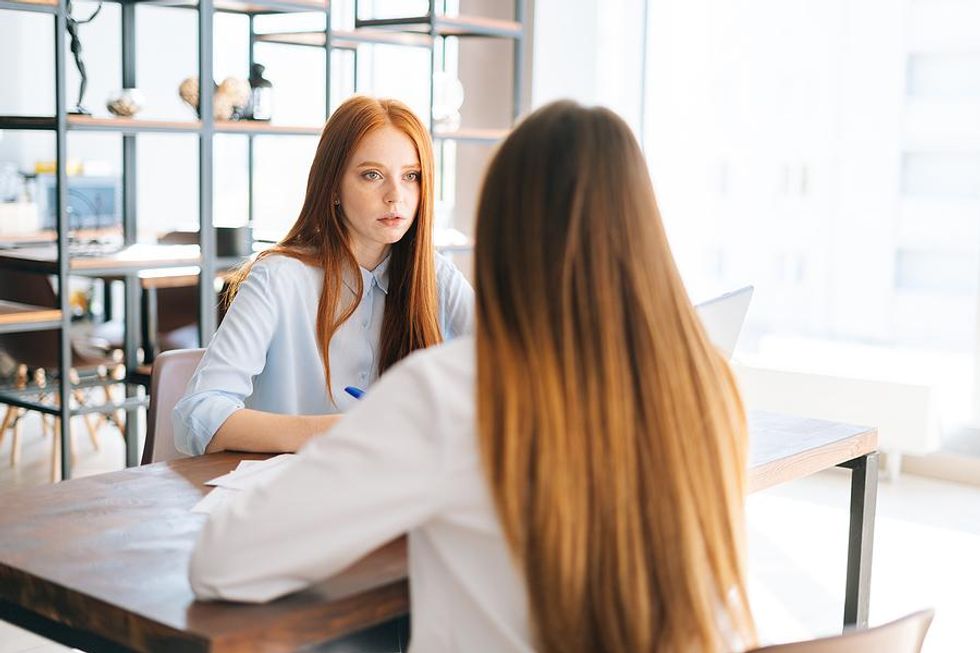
[174,95,473,456]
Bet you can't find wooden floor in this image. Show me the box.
[1,415,977,652]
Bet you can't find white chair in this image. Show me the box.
[748,610,933,653]
[142,348,204,464]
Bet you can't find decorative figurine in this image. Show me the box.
[178,76,251,120]
[66,0,103,115]
[106,88,144,118]
[248,63,273,121]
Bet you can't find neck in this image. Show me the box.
[350,239,390,272]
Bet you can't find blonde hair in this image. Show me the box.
[228,96,442,399]
[475,101,756,652]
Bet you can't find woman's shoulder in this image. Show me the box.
[252,252,317,273]
[247,253,321,286]
[433,252,468,286]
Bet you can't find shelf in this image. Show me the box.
[355,14,523,40]
[0,228,124,247]
[215,120,322,135]
[0,115,57,131]
[0,243,204,276]
[211,0,326,13]
[0,383,148,416]
[256,28,433,49]
[0,300,62,335]
[63,116,320,136]
[433,127,509,143]
[111,0,326,15]
[67,115,202,134]
[0,0,58,14]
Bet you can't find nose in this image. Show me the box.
[383,178,403,207]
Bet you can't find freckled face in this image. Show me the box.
[338,125,422,260]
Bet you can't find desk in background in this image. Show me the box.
[0,411,878,652]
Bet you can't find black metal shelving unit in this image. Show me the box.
[0,0,331,480]
[0,0,526,481]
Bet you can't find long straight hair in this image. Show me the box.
[475,101,756,652]
[227,96,442,399]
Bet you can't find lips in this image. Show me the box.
[378,213,405,226]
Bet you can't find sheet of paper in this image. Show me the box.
[191,486,239,515]
[204,453,295,490]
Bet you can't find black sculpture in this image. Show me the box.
[66,0,103,115]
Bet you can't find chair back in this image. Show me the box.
[748,610,933,653]
[142,348,204,464]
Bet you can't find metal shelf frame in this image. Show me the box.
[0,0,330,479]
[2,0,524,479]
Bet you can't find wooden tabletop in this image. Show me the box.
[747,410,878,492]
[0,454,409,653]
[0,243,202,274]
[0,411,876,653]
[0,300,61,327]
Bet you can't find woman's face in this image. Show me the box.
[338,125,422,266]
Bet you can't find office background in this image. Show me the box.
[1,0,978,651]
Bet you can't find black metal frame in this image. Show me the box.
[838,451,878,629]
[0,0,332,479]
[0,0,525,479]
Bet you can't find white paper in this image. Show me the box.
[204,454,295,490]
[191,486,239,515]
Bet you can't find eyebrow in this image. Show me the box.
[355,160,421,170]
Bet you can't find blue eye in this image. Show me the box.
[362,170,382,181]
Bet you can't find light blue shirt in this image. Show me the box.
[172,252,474,455]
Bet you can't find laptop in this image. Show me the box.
[694,286,754,359]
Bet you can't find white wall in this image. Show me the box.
[531,0,646,137]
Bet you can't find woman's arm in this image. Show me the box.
[173,258,335,456]
[189,347,451,602]
[204,410,342,454]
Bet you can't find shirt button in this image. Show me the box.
[362,320,368,328]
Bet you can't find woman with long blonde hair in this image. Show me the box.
[190,100,755,653]
[173,95,473,456]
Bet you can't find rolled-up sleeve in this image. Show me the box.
[436,254,475,339]
[172,261,280,455]
[188,349,447,602]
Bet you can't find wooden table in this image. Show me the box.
[0,411,878,652]
[0,243,204,275]
[0,300,61,334]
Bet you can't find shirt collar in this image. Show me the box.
[342,253,391,295]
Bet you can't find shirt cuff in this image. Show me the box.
[173,391,245,456]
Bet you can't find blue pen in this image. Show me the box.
[344,386,365,399]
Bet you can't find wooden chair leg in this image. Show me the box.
[50,417,61,483]
[0,404,16,448]
[11,409,22,467]
[99,366,126,436]
[68,369,101,451]
[8,365,28,467]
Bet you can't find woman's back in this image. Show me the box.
[190,336,535,652]
[189,100,755,652]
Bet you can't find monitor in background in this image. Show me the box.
[34,174,122,231]
[694,286,754,359]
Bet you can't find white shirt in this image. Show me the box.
[173,252,474,456]
[189,336,534,653]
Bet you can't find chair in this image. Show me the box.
[0,269,125,481]
[748,610,933,653]
[142,348,204,464]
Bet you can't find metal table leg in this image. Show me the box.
[838,452,878,630]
